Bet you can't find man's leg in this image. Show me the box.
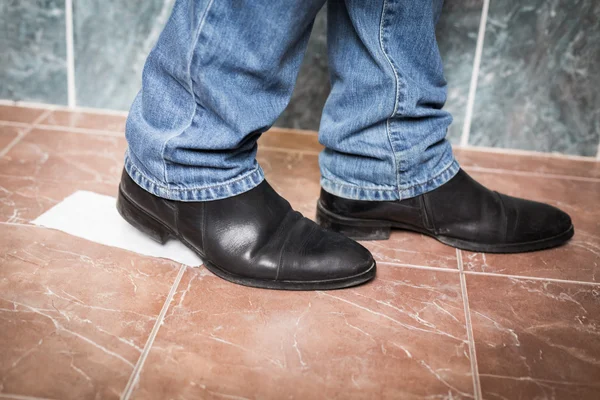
[319,0,457,201]
[119,0,375,289]
[126,0,324,200]
[317,0,573,253]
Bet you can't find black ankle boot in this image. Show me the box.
[117,170,375,290]
[317,169,574,253]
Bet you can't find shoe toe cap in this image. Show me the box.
[510,197,573,243]
[279,220,375,282]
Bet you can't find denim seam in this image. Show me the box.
[378,0,401,197]
[126,150,262,192]
[160,0,216,185]
[322,179,398,192]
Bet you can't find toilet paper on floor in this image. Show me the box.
[32,191,203,267]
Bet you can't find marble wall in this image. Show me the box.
[275,8,328,132]
[73,0,174,109]
[435,0,483,143]
[0,0,68,105]
[470,0,600,156]
[1,0,598,157]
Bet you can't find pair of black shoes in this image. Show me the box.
[117,169,573,290]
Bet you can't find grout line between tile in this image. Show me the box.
[268,127,322,136]
[0,109,53,159]
[377,261,460,273]
[120,264,187,400]
[0,120,31,129]
[65,0,76,108]
[1,222,51,229]
[462,269,600,287]
[457,249,483,400]
[0,394,57,400]
[378,257,600,287]
[0,99,129,116]
[460,0,489,147]
[456,144,600,162]
[0,174,119,188]
[463,166,600,183]
[35,124,125,137]
[259,146,320,156]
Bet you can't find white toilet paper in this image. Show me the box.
[32,191,203,267]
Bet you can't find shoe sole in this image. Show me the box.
[116,189,376,290]
[316,201,575,254]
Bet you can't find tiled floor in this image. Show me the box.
[0,104,599,400]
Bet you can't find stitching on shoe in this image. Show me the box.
[172,201,180,234]
[201,202,206,254]
[275,212,301,281]
[496,192,509,243]
[421,195,436,234]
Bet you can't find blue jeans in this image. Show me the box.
[125,0,459,202]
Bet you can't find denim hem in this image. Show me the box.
[321,159,461,201]
[397,159,460,199]
[124,151,265,202]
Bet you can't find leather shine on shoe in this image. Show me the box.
[117,170,375,290]
[317,169,574,253]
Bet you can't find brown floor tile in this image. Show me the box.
[0,128,126,184]
[39,110,127,133]
[455,148,600,180]
[467,274,600,400]
[258,148,321,217]
[0,126,26,153]
[460,172,600,283]
[0,175,117,223]
[130,265,473,399]
[259,129,322,153]
[363,234,459,270]
[0,105,47,124]
[0,224,182,399]
[0,126,122,223]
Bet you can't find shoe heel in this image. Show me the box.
[316,203,391,241]
[116,190,172,244]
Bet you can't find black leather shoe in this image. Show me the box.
[317,169,574,253]
[117,170,375,290]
